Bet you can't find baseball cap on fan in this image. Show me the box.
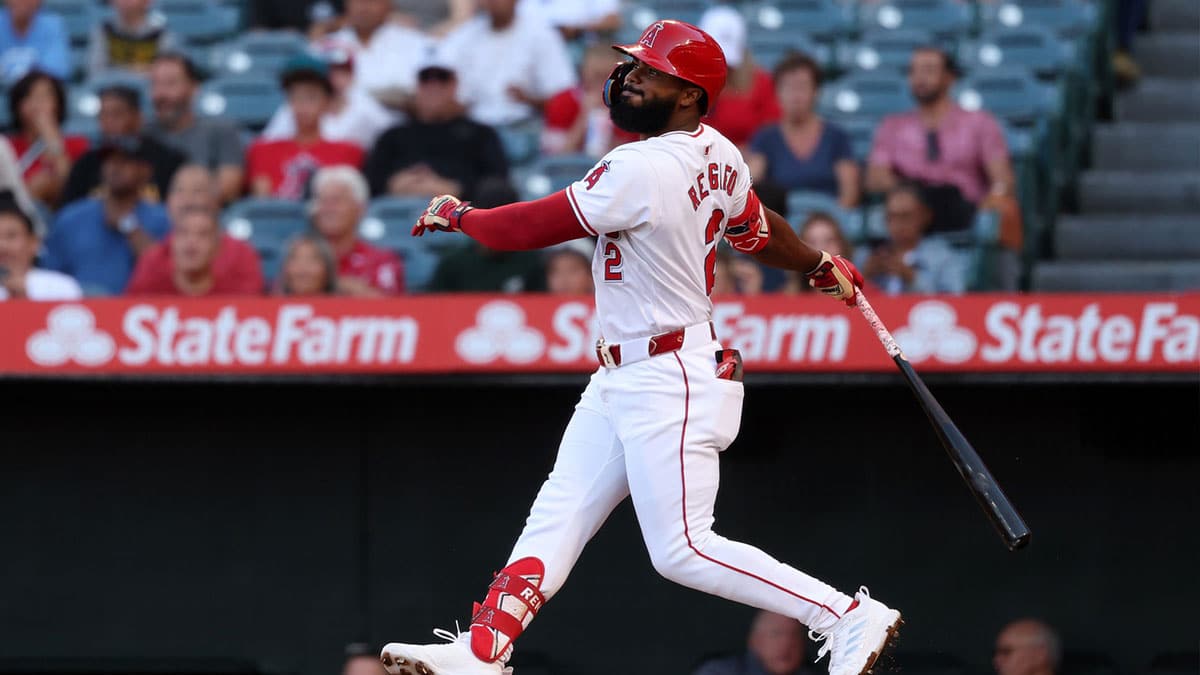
[280,53,333,95]
[416,50,456,83]
[698,5,747,68]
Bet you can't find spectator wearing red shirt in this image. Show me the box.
[245,54,364,199]
[310,165,403,296]
[6,70,89,206]
[541,43,637,157]
[126,165,264,295]
[698,6,780,148]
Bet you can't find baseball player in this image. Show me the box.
[382,20,901,675]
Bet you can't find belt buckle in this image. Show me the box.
[596,339,618,368]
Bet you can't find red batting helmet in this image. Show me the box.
[613,19,728,110]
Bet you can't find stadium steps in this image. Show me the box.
[1055,215,1200,260]
[1149,0,1200,33]
[1032,260,1200,291]
[1092,123,1200,170]
[1116,80,1200,121]
[1134,33,1200,79]
[1077,171,1200,213]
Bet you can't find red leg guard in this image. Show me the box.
[470,557,546,663]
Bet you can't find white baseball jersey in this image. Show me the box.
[565,123,751,343]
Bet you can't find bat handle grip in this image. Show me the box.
[854,291,903,359]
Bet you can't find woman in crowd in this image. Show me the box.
[747,53,860,208]
[276,232,339,295]
[6,70,90,207]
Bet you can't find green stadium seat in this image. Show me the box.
[747,31,832,70]
[222,198,309,282]
[156,0,240,45]
[858,0,973,40]
[361,199,441,292]
[787,190,865,241]
[818,72,913,120]
[980,0,1100,40]
[960,26,1079,79]
[209,32,310,77]
[197,74,284,130]
[955,66,1058,127]
[837,116,879,161]
[495,119,544,168]
[837,29,936,74]
[518,154,599,200]
[745,1,855,43]
[42,0,97,46]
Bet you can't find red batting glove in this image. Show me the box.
[412,194,473,237]
[804,250,864,307]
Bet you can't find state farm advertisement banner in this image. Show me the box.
[0,294,1197,375]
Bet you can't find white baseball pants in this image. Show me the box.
[506,338,854,631]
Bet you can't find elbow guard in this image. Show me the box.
[724,189,770,254]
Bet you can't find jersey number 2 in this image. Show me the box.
[603,241,623,282]
[704,208,725,296]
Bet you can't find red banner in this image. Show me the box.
[0,294,1197,375]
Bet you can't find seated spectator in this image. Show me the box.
[245,56,365,199]
[393,0,475,36]
[61,85,186,205]
[699,6,781,148]
[247,0,343,37]
[43,137,171,295]
[711,246,766,296]
[0,195,80,300]
[6,70,89,206]
[994,619,1061,675]
[365,62,510,201]
[785,211,857,293]
[0,137,43,233]
[440,0,577,127]
[86,0,179,79]
[328,0,430,108]
[866,47,1016,236]
[275,232,338,295]
[544,240,593,294]
[748,54,859,207]
[856,183,966,295]
[0,0,69,83]
[541,43,636,157]
[310,166,403,296]
[519,0,621,41]
[147,53,244,204]
[126,165,263,296]
[127,208,264,296]
[692,610,812,675]
[261,42,397,151]
[430,183,545,293]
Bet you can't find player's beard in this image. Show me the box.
[610,91,677,135]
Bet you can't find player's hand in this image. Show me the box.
[412,194,472,237]
[804,250,864,307]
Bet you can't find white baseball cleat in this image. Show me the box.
[380,629,512,675]
[811,587,903,675]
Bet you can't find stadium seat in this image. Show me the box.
[955,66,1057,127]
[787,190,864,241]
[0,84,9,130]
[837,29,936,74]
[745,1,855,43]
[209,31,310,77]
[837,117,878,161]
[66,72,153,136]
[979,0,1100,40]
[858,0,973,39]
[360,204,441,292]
[155,0,240,45]
[42,0,97,46]
[495,119,544,168]
[519,154,598,200]
[747,31,833,70]
[818,72,913,120]
[368,196,470,252]
[650,0,709,24]
[960,26,1078,79]
[197,74,284,130]
[222,199,309,281]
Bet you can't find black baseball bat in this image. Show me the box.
[855,292,1031,551]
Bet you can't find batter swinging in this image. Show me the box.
[382,20,901,675]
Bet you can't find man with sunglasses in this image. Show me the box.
[379,19,901,675]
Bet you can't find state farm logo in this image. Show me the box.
[26,305,116,367]
[456,301,546,364]
[894,301,977,364]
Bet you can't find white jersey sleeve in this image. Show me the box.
[565,148,657,237]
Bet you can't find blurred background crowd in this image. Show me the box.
[0,0,1194,303]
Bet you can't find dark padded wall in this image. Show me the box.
[1,380,1196,675]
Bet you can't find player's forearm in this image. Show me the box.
[460,190,588,251]
[751,207,823,273]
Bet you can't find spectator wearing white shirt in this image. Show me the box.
[518,0,621,40]
[0,196,81,300]
[440,0,577,127]
[328,0,429,109]
[261,41,397,150]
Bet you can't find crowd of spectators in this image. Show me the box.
[0,0,1026,301]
